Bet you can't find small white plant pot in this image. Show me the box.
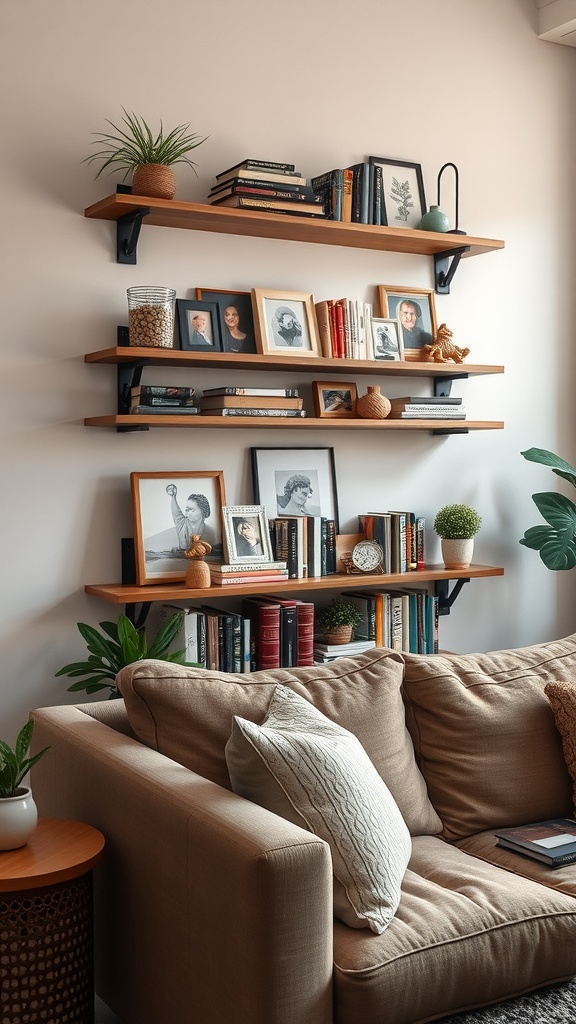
[0,786,38,850]
[441,538,474,570]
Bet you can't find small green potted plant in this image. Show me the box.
[318,599,363,645]
[434,503,482,570]
[83,108,208,200]
[56,610,190,699]
[0,721,51,850]
[520,447,576,570]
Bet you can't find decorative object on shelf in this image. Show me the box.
[418,162,465,235]
[251,289,321,357]
[370,318,404,361]
[222,504,275,565]
[520,448,576,570]
[0,721,51,850]
[418,205,451,233]
[127,286,177,348]
[176,298,222,352]
[83,108,208,200]
[378,285,438,361]
[130,470,226,584]
[367,156,426,229]
[350,539,384,573]
[318,598,363,644]
[185,534,212,588]
[55,611,188,698]
[424,324,470,364]
[312,381,358,418]
[251,446,339,529]
[195,288,257,354]
[434,504,482,570]
[356,386,391,420]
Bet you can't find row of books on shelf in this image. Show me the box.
[268,516,338,578]
[343,589,439,656]
[311,162,383,224]
[315,298,374,360]
[360,511,425,575]
[207,158,324,219]
[127,385,307,419]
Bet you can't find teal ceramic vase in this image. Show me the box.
[418,205,451,232]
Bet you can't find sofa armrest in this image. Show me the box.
[31,705,333,1024]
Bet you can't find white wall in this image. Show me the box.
[1,0,576,741]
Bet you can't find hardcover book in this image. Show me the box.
[199,395,303,410]
[209,195,322,215]
[201,387,299,398]
[213,168,306,185]
[130,405,200,415]
[210,176,309,196]
[241,597,281,671]
[215,159,297,179]
[130,385,196,400]
[495,819,576,867]
[200,408,306,418]
[209,183,316,202]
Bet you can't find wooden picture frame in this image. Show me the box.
[368,156,426,228]
[251,446,339,530]
[370,318,404,362]
[176,299,222,352]
[130,470,226,584]
[377,286,437,361]
[251,289,321,357]
[222,504,274,564]
[195,288,257,353]
[312,381,357,418]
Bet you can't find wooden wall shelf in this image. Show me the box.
[84,413,503,432]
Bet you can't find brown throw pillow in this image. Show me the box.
[545,681,576,814]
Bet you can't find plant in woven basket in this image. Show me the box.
[83,108,208,199]
[318,599,363,643]
[520,447,576,570]
[433,504,482,539]
[55,611,189,698]
[0,721,51,799]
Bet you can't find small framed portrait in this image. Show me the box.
[195,288,257,354]
[222,504,274,564]
[312,381,358,418]
[251,446,339,530]
[251,289,321,357]
[176,300,222,352]
[370,318,404,362]
[378,286,438,361]
[368,157,426,229]
[130,470,226,584]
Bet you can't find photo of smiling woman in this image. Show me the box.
[195,289,257,353]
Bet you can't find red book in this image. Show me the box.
[334,300,346,358]
[294,599,315,666]
[241,598,281,670]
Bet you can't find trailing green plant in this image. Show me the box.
[319,599,363,630]
[55,611,189,698]
[520,447,576,570]
[434,504,482,539]
[0,721,51,799]
[83,108,208,180]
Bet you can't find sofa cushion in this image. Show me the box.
[545,681,576,814]
[402,635,576,841]
[116,650,441,836]
[225,684,412,935]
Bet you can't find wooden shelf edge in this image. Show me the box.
[83,415,504,430]
[85,565,504,604]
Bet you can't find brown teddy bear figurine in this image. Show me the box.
[424,324,470,363]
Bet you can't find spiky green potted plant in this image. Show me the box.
[520,448,576,570]
[83,108,208,200]
[0,721,51,850]
[318,599,363,645]
[56,610,190,699]
[434,503,482,570]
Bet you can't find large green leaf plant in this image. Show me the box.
[56,611,189,698]
[520,447,576,570]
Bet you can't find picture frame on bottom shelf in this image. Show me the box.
[370,319,404,362]
[222,504,274,564]
[251,289,321,357]
[176,299,222,352]
[312,381,358,418]
[195,288,257,354]
[378,286,437,361]
[130,470,226,584]
[251,446,339,529]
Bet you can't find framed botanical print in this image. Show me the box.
[195,288,257,354]
[251,289,321,357]
[251,446,339,530]
[176,300,222,352]
[130,470,226,584]
[368,157,426,229]
[377,286,437,361]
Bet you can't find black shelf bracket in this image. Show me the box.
[435,577,470,615]
[117,206,150,264]
[115,326,148,431]
[434,244,471,294]
[121,538,151,626]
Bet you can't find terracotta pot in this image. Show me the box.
[356,386,391,420]
[0,786,38,850]
[132,164,177,200]
[323,624,354,645]
[441,537,474,570]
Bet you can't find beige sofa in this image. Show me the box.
[31,634,576,1024]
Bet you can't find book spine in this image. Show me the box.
[295,602,314,666]
[199,396,303,409]
[342,168,353,222]
[212,185,316,202]
[203,388,299,397]
[280,604,298,667]
[315,301,333,359]
[211,561,287,572]
[202,408,306,417]
[326,520,337,574]
[133,386,195,399]
[212,177,307,194]
[219,169,307,184]
[130,405,201,415]
[219,160,297,175]
[196,612,207,668]
[257,604,281,670]
[373,164,383,225]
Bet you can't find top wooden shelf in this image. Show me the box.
[84,193,505,262]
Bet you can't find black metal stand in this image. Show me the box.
[434,245,471,294]
[435,577,470,616]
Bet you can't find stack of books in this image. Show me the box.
[313,637,376,663]
[315,298,374,359]
[199,386,305,419]
[387,396,467,420]
[128,385,199,416]
[311,162,378,223]
[495,819,576,868]
[207,158,324,218]
[209,561,289,586]
[269,516,337,579]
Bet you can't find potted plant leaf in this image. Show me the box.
[56,610,190,699]
[520,447,576,570]
[83,108,208,199]
[0,721,51,850]
[318,599,363,645]
[434,503,482,570]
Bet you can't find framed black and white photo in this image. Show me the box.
[195,288,257,354]
[222,504,274,564]
[251,446,339,529]
[368,157,426,229]
[312,381,357,418]
[378,285,438,361]
[130,470,226,584]
[370,318,404,362]
[176,299,222,352]
[251,289,321,357]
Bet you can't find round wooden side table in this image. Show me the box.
[0,817,105,1024]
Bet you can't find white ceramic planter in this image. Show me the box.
[441,537,474,570]
[0,786,38,850]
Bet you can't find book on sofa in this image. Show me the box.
[495,818,576,867]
